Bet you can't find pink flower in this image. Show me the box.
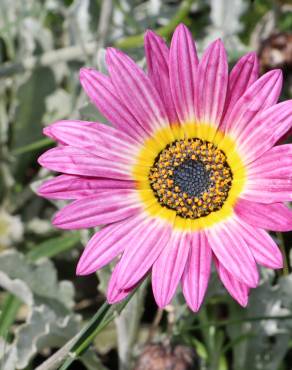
[38,24,292,311]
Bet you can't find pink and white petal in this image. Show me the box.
[44,120,138,162]
[79,68,146,141]
[114,217,172,290]
[52,190,140,229]
[145,30,178,124]
[215,257,249,307]
[152,229,191,308]
[169,24,198,123]
[77,214,144,275]
[38,146,131,180]
[38,174,134,200]
[242,178,292,203]
[181,232,212,312]
[235,199,292,231]
[107,264,136,304]
[194,39,228,127]
[220,52,259,130]
[247,144,292,178]
[224,69,283,136]
[234,218,283,269]
[206,218,259,287]
[236,100,292,163]
[106,48,169,134]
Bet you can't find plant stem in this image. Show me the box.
[36,288,138,370]
[113,0,194,49]
[0,294,21,338]
[116,280,147,370]
[277,232,289,276]
[11,137,53,155]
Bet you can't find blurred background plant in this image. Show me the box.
[0,0,291,369]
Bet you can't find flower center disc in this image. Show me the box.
[149,138,233,219]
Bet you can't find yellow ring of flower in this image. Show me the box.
[132,123,246,231]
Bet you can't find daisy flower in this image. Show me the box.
[38,24,292,311]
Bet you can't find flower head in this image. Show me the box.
[38,24,292,311]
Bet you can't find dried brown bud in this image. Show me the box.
[259,33,292,73]
[133,343,198,370]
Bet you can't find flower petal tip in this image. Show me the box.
[175,23,189,33]
[76,262,90,276]
[37,153,46,167]
[107,294,122,305]
[36,183,46,197]
[239,298,249,308]
[156,300,168,309]
[43,126,53,138]
[79,67,92,81]
[144,29,155,39]
[188,303,201,313]
[272,259,284,270]
[106,47,120,59]
[51,214,67,229]
[267,68,283,81]
[248,276,259,289]
[246,51,257,61]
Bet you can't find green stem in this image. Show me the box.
[197,306,213,355]
[277,232,289,275]
[209,330,224,370]
[114,0,194,49]
[11,137,53,155]
[59,289,138,370]
[0,294,22,338]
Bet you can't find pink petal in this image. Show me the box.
[38,175,134,200]
[145,30,178,124]
[220,52,259,130]
[242,178,292,203]
[114,218,172,290]
[247,144,292,178]
[215,257,249,307]
[44,120,138,163]
[76,214,143,275]
[194,39,228,126]
[235,199,292,231]
[79,68,146,141]
[169,24,198,123]
[181,232,212,312]
[224,69,283,136]
[38,146,131,180]
[52,190,140,229]
[106,48,169,134]
[235,218,283,269]
[239,100,292,163]
[107,264,134,304]
[206,218,259,287]
[152,230,191,308]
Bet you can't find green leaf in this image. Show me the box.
[191,338,208,360]
[26,233,80,262]
[11,66,55,180]
[0,234,79,339]
[0,295,21,338]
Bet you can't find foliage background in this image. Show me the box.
[0,0,291,369]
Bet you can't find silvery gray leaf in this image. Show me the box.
[0,250,74,310]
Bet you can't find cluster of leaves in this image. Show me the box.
[0,0,291,369]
